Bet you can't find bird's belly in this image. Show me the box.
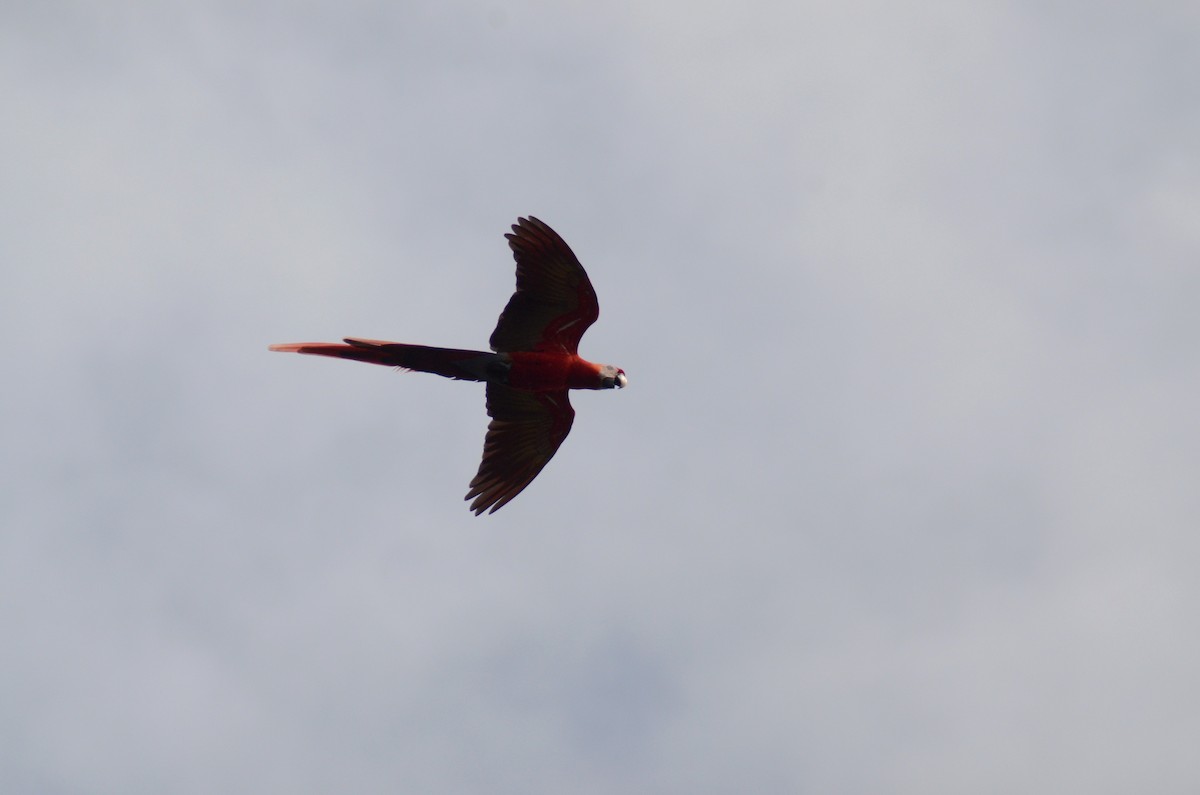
[505,352,572,391]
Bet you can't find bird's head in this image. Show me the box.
[598,365,628,390]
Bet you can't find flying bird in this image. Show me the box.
[270,216,626,515]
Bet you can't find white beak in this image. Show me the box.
[615,373,628,389]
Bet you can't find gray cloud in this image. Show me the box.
[2,1,1197,792]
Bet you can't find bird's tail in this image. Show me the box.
[269,338,501,382]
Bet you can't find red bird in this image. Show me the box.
[271,216,626,515]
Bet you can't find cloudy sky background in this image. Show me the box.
[3,1,1198,792]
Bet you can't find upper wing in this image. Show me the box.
[465,384,575,515]
[489,217,600,354]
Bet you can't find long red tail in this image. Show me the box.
[270,338,501,382]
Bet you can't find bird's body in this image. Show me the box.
[270,216,625,514]
[269,342,618,392]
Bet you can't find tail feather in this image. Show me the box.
[270,338,498,382]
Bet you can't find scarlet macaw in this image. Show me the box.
[271,216,626,514]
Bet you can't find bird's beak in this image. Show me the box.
[615,373,628,389]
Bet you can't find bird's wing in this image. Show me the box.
[489,216,599,354]
[465,384,575,515]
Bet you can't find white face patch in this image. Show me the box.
[596,364,626,389]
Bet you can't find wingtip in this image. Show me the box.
[465,493,490,516]
[510,215,546,235]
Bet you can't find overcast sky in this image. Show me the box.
[3,2,1198,792]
